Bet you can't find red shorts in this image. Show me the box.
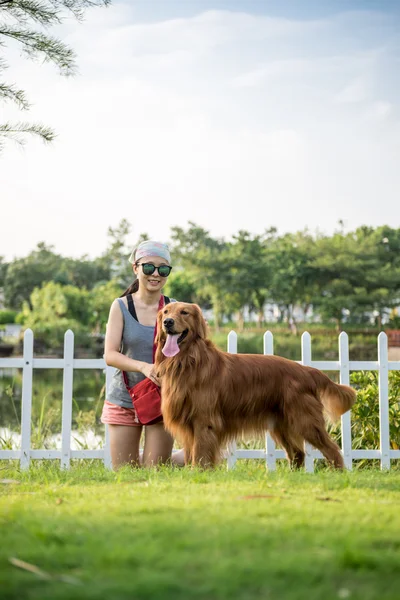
[101,400,142,427]
[101,401,163,427]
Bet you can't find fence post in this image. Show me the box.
[103,366,114,469]
[339,332,352,470]
[61,330,74,469]
[378,332,390,470]
[20,329,34,470]
[264,331,276,472]
[301,332,314,473]
[226,331,238,470]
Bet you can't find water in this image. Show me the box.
[0,427,104,450]
[0,368,106,450]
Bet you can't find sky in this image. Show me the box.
[1,0,400,261]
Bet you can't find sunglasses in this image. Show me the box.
[136,262,173,278]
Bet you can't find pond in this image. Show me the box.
[0,368,106,450]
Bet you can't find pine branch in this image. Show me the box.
[41,1,111,22]
[0,82,30,108]
[0,121,56,149]
[0,0,111,23]
[0,1,62,26]
[0,1,110,154]
[0,25,76,74]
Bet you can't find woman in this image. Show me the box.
[101,240,184,468]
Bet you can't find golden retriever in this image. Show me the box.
[155,302,356,469]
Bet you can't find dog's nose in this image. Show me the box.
[163,318,174,329]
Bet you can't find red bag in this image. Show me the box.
[122,296,165,425]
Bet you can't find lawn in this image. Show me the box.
[1,461,400,600]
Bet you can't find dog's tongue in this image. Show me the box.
[162,334,180,357]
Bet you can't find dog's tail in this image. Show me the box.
[309,368,356,422]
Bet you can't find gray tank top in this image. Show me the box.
[106,297,174,408]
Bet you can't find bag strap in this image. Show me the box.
[127,294,169,321]
[123,294,166,389]
[127,294,138,321]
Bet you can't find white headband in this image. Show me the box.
[129,240,171,264]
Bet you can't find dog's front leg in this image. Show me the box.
[192,424,220,468]
[184,446,192,465]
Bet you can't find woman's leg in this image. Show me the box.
[142,423,174,467]
[108,424,143,469]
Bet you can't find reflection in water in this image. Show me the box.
[0,427,104,450]
[0,368,106,450]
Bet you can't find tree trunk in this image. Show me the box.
[237,311,245,333]
[288,304,298,336]
[214,311,220,332]
[303,303,310,320]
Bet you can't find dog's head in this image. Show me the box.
[156,302,208,358]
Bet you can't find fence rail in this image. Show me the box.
[0,329,399,471]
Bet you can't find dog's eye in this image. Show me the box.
[180,310,189,315]
[163,309,168,314]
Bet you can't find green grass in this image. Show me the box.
[1,462,400,600]
[210,330,378,361]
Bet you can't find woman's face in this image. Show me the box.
[134,255,171,292]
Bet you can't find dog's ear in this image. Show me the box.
[193,304,208,339]
[155,310,167,364]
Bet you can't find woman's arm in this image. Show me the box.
[103,300,159,385]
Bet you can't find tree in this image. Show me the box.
[267,231,316,332]
[0,256,8,288]
[88,279,122,332]
[16,280,95,350]
[54,256,111,289]
[169,223,228,328]
[163,270,198,304]
[0,0,109,151]
[312,227,400,329]
[99,219,136,287]
[4,242,64,309]
[221,231,272,331]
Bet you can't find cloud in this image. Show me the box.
[1,4,399,260]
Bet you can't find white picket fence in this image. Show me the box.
[0,329,399,471]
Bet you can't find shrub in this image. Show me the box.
[0,309,17,324]
[329,371,400,453]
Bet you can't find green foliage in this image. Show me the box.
[16,281,92,350]
[4,243,64,309]
[163,269,198,303]
[14,278,123,351]
[0,256,8,287]
[0,309,17,324]
[312,226,400,328]
[89,280,123,331]
[267,229,316,323]
[210,331,378,361]
[100,218,133,287]
[329,371,400,454]
[3,242,113,310]
[2,221,400,341]
[53,256,111,289]
[388,309,400,329]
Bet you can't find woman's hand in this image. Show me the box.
[140,362,161,386]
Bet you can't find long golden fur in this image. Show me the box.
[155,302,356,469]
